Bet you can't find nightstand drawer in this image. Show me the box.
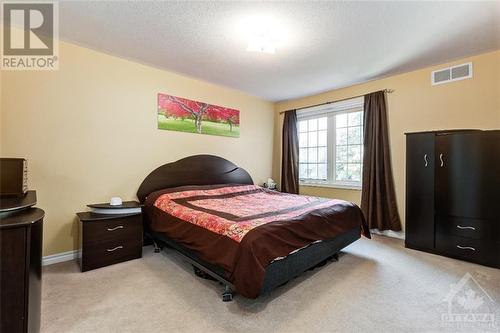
[82,214,142,245]
[81,239,142,272]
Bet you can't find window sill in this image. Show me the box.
[299,181,362,191]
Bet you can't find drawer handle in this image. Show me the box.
[456,245,475,251]
[456,225,475,230]
[107,226,124,231]
[107,246,123,252]
[423,154,428,167]
[439,153,444,167]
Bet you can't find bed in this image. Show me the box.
[138,155,370,301]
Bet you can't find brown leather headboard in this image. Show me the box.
[136,155,254,202]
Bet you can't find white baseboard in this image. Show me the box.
[42,250,80,266]
[370,229,405,240]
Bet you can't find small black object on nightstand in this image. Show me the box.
[77,201,143,272]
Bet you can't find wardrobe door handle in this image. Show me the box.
[456,245,475,251]
[423,154,428,167]
[439,153,444,167]
[106,246,123,252]
[107,226,124,231]
[457,225,476,230]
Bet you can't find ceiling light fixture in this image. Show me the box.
[243,15,285,54]
[247,28,278,54]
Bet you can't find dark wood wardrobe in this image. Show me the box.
[405,130,500,268]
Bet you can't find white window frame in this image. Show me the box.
[297,96,364,190]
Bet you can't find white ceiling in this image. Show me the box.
[59,1,500,102]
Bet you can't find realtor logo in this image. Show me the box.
[441,272,498,331]
[1,1,59,70]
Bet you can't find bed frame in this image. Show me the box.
[137,155,361,302]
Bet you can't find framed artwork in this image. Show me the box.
[157,93,240,137]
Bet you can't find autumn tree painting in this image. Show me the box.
[157,93,240,137]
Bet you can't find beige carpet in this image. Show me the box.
[42,235,500,333]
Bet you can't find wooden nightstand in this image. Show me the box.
[77,204,143,272]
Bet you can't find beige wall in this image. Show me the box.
[2,41,498,256]
[274,50,500,230]
[1,40,275,256]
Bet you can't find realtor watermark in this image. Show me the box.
[441,272,499,332]
[1,1,59,70]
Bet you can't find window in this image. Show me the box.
[297,97,364,189]
[298,117,328,180]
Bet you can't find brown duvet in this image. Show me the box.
[144,184,370,298]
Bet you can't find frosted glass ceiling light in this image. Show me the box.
[243,15,284,54]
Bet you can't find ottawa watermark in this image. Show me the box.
[1,1,59,70]
[442,272,499,332]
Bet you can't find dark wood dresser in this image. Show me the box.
[78,210,143,272]
[0,191,44,333]
[405,130,500,268]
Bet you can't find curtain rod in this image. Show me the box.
[279,89,395,114]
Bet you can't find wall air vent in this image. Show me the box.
[431,62,472,85]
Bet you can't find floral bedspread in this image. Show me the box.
[154,185,345,243]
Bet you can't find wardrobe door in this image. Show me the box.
[405,132,435,250]
[436,131,500,219]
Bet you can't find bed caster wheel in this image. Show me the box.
[332,253,339,262]
[222,285,234,302]
[222,292,233,302]
[153,241,162,253]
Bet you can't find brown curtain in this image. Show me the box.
[361,91,402,231]
[281,110,299,194]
